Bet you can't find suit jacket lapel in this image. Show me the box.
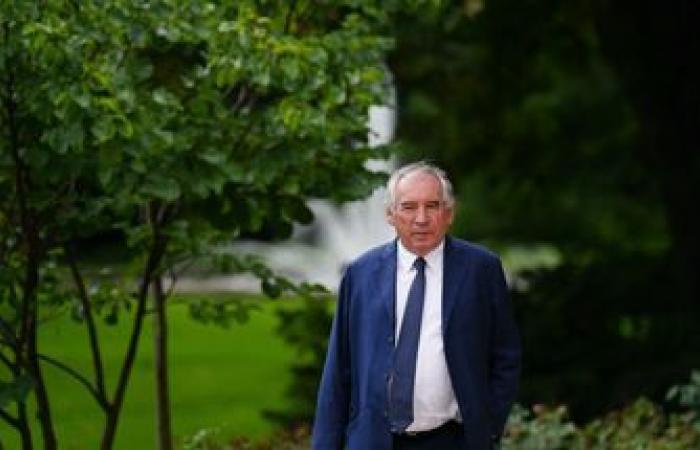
[378,239,398,330]
[442,236,460,333]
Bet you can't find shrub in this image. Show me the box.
[582,397,700,450]
[183,426,311,450]
[667,370,700,414]
[503,403,583,449]
[502,397,700,450]
[190,372,700,450]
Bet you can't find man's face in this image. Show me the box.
[387,171,453,256]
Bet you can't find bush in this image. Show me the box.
[183,426,311,450]
[503,403,582,449]
[582,398,700,450]
[503,396,700,450]
[190,373,700,450]
[667,370,700,414]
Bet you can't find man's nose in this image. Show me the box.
[415,206,429,223]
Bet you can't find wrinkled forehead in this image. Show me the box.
[395,171,444,202]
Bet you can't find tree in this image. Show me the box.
[0,1,434,449]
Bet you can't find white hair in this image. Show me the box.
[385,161,455,211]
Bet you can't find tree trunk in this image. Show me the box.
[153,276,173,450]
[100,231,166,450]
[18,402,33,450]
[99,293,149,450]
[23,249,57,450]
[28,338,58,450]
[4,27,57,450]
[99,295,148,450]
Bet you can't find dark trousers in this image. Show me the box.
[392,421,464,450]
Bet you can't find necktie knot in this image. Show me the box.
[413,257,426,272]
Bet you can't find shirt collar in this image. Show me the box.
[397,239,445,274]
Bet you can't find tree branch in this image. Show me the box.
[227,83,250,113]
[0,407,20,429]
[0,349,15,370]
[101,206,169,449]
[155,201,170,227]
[37,353,107,409]
[163,257,197,299]
[224,77,265,116]
[65,244,108,403]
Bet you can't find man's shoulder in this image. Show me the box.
[348,240,395,269]
[343,237,502,271]
[447,236,501,265]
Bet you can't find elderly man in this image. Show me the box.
[312,162,521,450]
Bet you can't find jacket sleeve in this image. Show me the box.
[311,269,353,450]
[487,257,522,440]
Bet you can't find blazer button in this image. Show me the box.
[387,335,393,344]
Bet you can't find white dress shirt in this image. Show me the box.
[395,240,460,432]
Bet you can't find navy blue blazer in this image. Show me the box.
[311,236,521,450]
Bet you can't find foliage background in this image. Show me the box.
[390,0,700,420]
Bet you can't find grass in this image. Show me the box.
[1,294,304,450]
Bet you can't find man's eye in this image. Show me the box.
[401,204,417,211]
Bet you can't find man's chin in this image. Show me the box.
[409,240,438,255]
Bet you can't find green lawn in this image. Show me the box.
[1,295,303,450]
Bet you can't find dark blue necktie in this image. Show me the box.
[389,257,426,432]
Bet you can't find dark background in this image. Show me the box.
[389,0,700,421]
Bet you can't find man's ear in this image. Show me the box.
[446,207,454,226]
[386,208,395,226]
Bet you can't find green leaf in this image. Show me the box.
[72,92,91,108]
[198,149,227,165]
[282,197,314,225]
[152,87,176,106]
[142,177,181,202]
[91,119,116,143]
[261,278,281,299]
